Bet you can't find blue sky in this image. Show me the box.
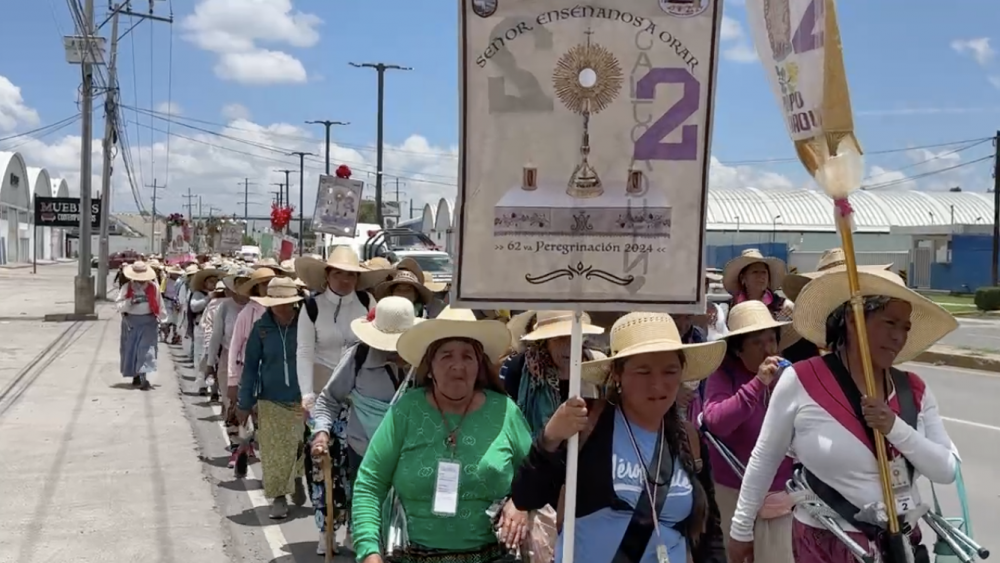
[1,0,999,215]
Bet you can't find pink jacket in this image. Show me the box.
[227,301,266,388]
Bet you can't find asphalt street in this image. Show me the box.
[938,317,1000,353]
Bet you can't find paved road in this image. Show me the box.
[938,317,1000,353]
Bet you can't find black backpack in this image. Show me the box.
[303,291,371,323]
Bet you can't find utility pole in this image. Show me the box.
[145,179,162,254]
[275,168,293,209]
[182,188,196,224]
[290,151,314,255]
[95,8,120,300]
[271,183,285,207]
[349,61,412,226]
[240,178,254,237]
[198,195,202,219]
[66,0,99,315]
[992,130,1000,286]
[271,190,282,205]
[304,120,349,174]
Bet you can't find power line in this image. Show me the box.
[0,114,82,143]
[720,137,996,166]
[861,139,990,183]
[862,154,995,191]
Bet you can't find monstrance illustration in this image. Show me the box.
[552,29,623,198]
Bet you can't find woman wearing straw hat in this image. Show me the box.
[293,246,380,413]
[189,265,226,395]
[722,249,793,322]
[696,301,800,563]
[351,306,533,563]
[503,311,606,436]
[511,312,728,563]
[207,270,252,428]
[309,296,422,556]
[727,270,960,563]
[374,270,434,318]
[225,267,278,468]
[235,277,309,519]
[163,265,185,344]
[116,261,167,390]
[199,279,230,402]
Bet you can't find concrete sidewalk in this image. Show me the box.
[0,305,235,563]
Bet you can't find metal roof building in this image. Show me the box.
[706,188,994,233]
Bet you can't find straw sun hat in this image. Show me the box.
[581,312,727,385]
[374,270,433,303]
[237,267,276,297]
[351,296,424,352]
[250,277,305,307]
[396,306,512,367]
[722,249,787,295]
[294,246,385,293]
[190,268,225,292]
[507,310,604,343]
[782,248,893,302]
[792,269,958,363]
[724,301,801,351]
[123,261,157,282]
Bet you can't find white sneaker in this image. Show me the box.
[316,530,337,555]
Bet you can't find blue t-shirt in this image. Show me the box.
[556,410,693,563]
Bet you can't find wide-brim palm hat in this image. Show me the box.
[237,267,276,297]
[422,272,448,293]
[374,270,434,303]
[254,257,282,271]
[507,310,604,343]
[351,296,424,352]
[396,306,512,368]
[792,269,958,363]
[294,246,386,292]
[782,248,893,302]
[191,268,225,292]
[722,249,787,295]
[581,312,727,385]
[123,260,157,282]
[166,265,184,275]
[222,269,252,292]
[278,259,297,275]
[250,277,305,307]
[724,301,801,351]
[183,264,199,275]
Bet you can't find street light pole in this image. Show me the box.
[349,61,412,226]
[304,120,349,175]
[289,151,315,255]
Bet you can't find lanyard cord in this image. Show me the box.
[619,409,667,509]
[431,391,474,456]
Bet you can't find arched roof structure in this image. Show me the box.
[0,151,31,209]
[434,198,454,231]
[420,203,435,232]
[26,167,52,204]
[51,178,70,198]
[705,188,995,233]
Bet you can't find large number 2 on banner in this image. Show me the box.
[792,0,824,54]
[633,68,700,161]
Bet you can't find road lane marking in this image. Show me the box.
[941,416,1000,432]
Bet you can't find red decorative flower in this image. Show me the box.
[270,203,295,231]
[366,308,377,322]
[335,164,352,179]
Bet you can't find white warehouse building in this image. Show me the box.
[0,150,73,265]
[407,187,995,284]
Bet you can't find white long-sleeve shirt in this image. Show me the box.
[200,297,225,361]
[115,282,167,322]
[296,289,373,404]
[730,366,958,542]
[207,299,245,368]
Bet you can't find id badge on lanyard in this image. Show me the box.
[889,454,914,513]
[433,460,461,516]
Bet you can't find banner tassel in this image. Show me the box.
[834,197,856,237]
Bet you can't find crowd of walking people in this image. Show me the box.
[112,244,970,563]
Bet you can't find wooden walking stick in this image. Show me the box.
[745,0,906,560]
[323,452,336,563]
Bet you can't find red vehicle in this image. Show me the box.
[93,250,140,270]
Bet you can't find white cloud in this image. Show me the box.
[709,157,795,190]
[989,76,1000,90]
[182,0,322,85]
[155,101,182,116]
[719,16,757,63]
[215,50,308,84]
[950,37,995,66]
[0,75,41,132]
[222,103,251,121]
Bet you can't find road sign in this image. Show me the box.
[63,35,107,65]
